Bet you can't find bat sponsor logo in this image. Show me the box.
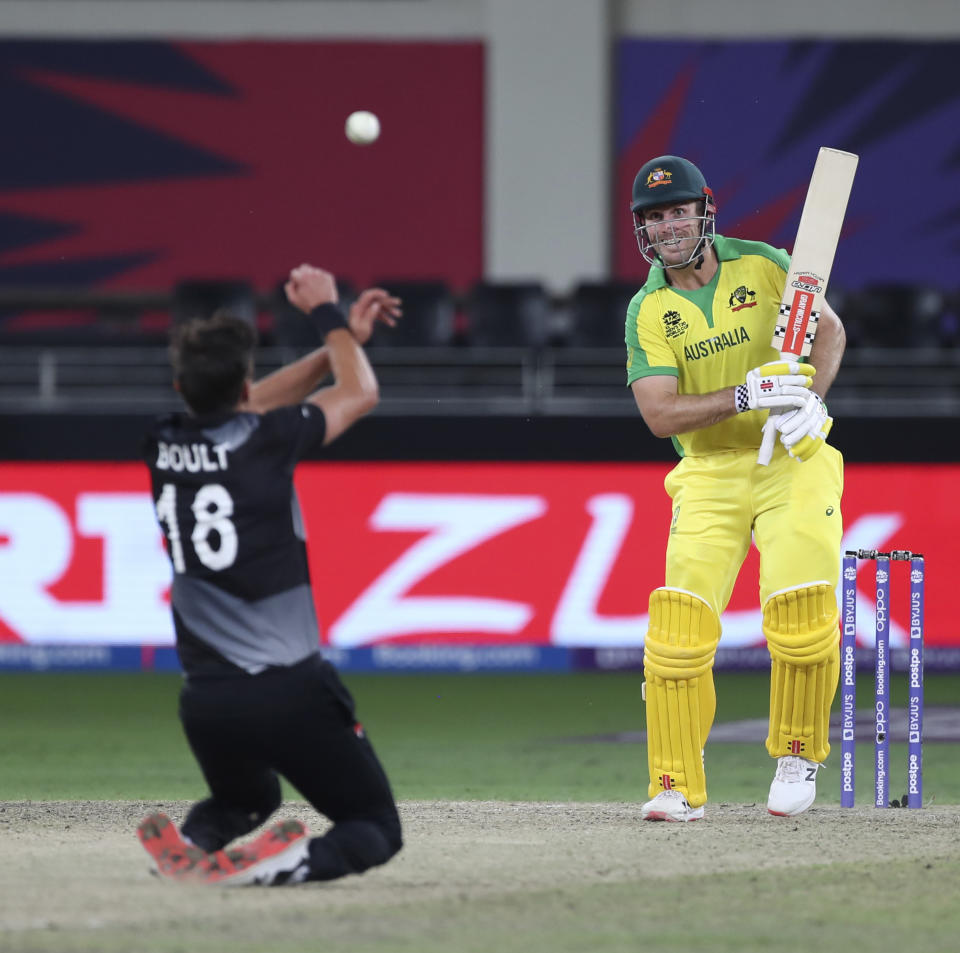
[646,168,673,189]
[791,273,824,294]
[784,290,814,352]
[728,285,757,312]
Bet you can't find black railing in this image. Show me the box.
[2,284,959,416]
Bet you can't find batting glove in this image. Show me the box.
[734,361,816,414]
[776,392,833,461]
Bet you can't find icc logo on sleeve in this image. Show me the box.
[662,310,688,338]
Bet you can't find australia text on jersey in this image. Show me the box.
[683,325,751,362]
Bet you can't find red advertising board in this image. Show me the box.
[0,462,952,649]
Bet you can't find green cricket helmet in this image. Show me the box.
[630,156,717,268]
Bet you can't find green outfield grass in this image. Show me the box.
[1,670,958,804]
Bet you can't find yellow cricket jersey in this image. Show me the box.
[625,234,791,457]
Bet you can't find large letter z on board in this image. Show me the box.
[329,493,547,646]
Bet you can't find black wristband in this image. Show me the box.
[308,302,349,339]
[735,383,750,413]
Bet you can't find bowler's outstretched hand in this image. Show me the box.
[348,288,402,345]
[284,264,338,313]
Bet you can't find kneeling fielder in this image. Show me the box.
[138,265,405,882]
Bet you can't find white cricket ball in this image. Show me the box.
[345,110,380,146]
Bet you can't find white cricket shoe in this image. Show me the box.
[767,756,822,816]
[641,789,704,822]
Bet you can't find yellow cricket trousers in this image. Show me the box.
[662,443,844,615]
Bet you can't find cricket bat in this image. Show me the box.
[757,147,859,465]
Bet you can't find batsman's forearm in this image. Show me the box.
[808,306,846,399]
[640,387,738,438]
[249,347,332,411]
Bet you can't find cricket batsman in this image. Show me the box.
[624,155,845,820]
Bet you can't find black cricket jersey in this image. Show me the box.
[143,404,327,677]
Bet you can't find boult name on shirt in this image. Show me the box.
[156,441,230,473]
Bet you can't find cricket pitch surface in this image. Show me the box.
[2,799,960,953]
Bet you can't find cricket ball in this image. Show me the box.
[345,110,380,146]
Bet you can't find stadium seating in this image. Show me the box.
[560,280,639,348]
[463,281,550,347]
[367,280,458,347]
[173,278,257,325]
[842,284,947,349]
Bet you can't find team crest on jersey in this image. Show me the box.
[646,167,673,189]
[728,285,758,312]
[662,310,688,338]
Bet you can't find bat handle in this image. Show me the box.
[757,414,779,466]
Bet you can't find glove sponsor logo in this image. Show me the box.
[728,285,757,312]
[791,273,824,294]
[760,380,775,393]
[662,310,688,338]
[646,168,673,189]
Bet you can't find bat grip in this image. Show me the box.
[757,414,779,466]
